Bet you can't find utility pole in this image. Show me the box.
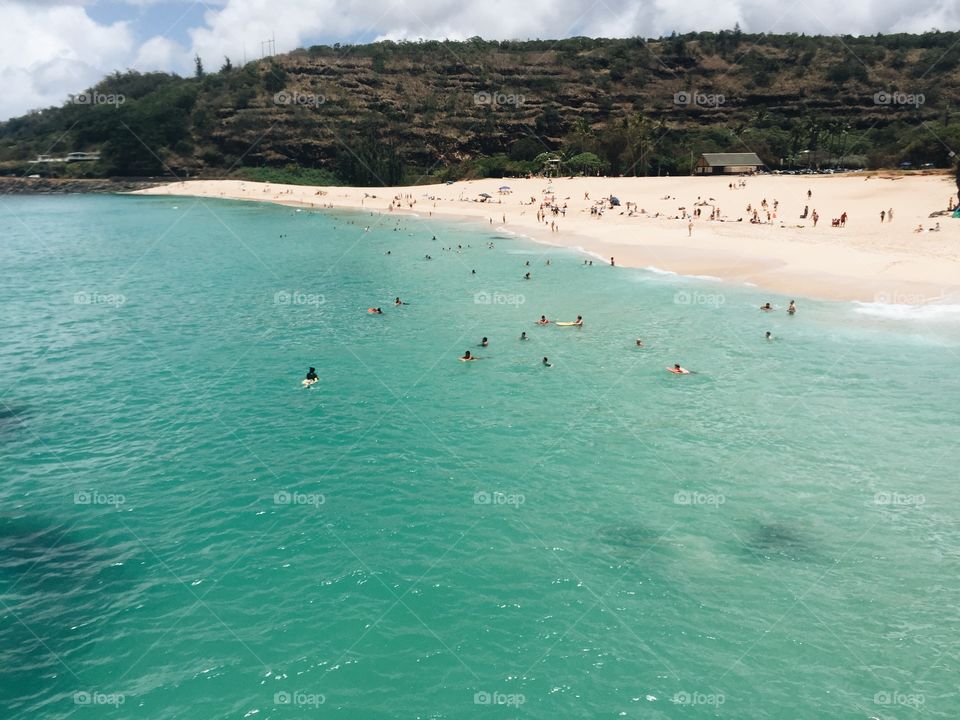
[261,34,275,59]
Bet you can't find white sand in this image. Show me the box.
[135,173,960,303]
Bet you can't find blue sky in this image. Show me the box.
[86,2,205,46]
[1,0,958,120]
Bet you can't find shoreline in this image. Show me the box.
[0,177,163,194]
[134,176,960,304]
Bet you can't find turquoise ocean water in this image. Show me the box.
[1,194,959,719]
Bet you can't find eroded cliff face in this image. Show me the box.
[3,34,957,181]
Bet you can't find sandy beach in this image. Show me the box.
[136,173,960,303]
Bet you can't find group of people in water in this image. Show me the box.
[304,232,800,385]
[460,314,583,365]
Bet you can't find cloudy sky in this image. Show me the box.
[1,0,957,120]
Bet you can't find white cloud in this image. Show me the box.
[0,3,133,118]
[134,35,187,73]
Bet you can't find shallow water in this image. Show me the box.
[1,194,958,718]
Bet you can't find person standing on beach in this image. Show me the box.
[888,208,894,222]
[880,210,886,223]
[610,257,615,267]
[812,210,819,227]
[688,221,693,236]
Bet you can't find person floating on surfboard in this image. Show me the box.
[536,315,550,325]
[306,367,318,381]
[667,363,690,374]
[368,307,383,314]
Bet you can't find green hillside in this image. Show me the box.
[3,31,960,185]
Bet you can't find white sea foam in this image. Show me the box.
[642,265,723,282]
[852,301,960,322]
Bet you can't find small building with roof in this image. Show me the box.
[694,152,763,175]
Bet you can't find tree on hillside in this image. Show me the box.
[567,152,606,175]
[194,55,204,79]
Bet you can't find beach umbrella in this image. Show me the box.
[499,185,511,190]
[479,192,492,198]
[610,196,621,206]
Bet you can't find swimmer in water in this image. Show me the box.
[471,269,476,275]
[368,307,383,314]
[524,272,531,280]
[481,337,489,347]
[765,331,773,340]
[542,356,552,367]
[537,315,550,325]
[395,297,406,306]
[760,302,773,311]
[669,363,690,374]
[461,350,476,361]
[520,331,528,341]
[635,338,644,347]
[787,300,796,315]
[573,315,583,326]
[305,367,318,381]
